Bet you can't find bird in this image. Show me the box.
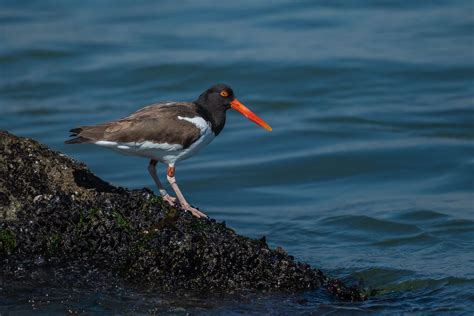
[65,83,272,218]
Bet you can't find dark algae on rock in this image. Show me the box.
[0,131,365,301]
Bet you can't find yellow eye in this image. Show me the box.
[220,90,229,97]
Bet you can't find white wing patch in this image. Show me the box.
[177,116,208,133]
[173,116,215,165]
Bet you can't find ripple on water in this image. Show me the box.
[371,232,439,248]
[431,219,474,237]
[320,215,421,235]
[0,48,76,62]
[395,209,450,222]
[354,267,474,301]
[377,276,474,295]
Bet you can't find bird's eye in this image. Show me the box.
[220,90,229,97]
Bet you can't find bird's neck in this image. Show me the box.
[194,102,226,136]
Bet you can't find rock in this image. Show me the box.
[0,130,365,301]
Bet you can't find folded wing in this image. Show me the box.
[65,102,202,149]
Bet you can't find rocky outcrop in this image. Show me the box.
[0,131,364,301]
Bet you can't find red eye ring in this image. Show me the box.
[220,90,229,97]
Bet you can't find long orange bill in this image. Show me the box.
[230,99,272,131]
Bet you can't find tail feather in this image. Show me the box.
[65,125,109,144]
[65,136,90,144]
[69,127,83,136]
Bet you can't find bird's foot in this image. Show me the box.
[162,194,177,207]
[182,204,208,219]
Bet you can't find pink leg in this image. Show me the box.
[166,165,208,218]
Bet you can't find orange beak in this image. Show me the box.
[230,99,272,132]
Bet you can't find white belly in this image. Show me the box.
[95,116,215,166]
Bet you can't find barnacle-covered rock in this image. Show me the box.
[0,131,364,301]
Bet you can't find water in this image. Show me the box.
[1,0,473,313]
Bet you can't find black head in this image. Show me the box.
[195,83,235,111]
[195,83,272,135]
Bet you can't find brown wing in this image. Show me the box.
[65,102,202,148]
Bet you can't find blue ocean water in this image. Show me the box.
[1,0,473,314]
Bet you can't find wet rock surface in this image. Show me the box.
[0,131,365,301]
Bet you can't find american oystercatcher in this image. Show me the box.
[65,83,272,218]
